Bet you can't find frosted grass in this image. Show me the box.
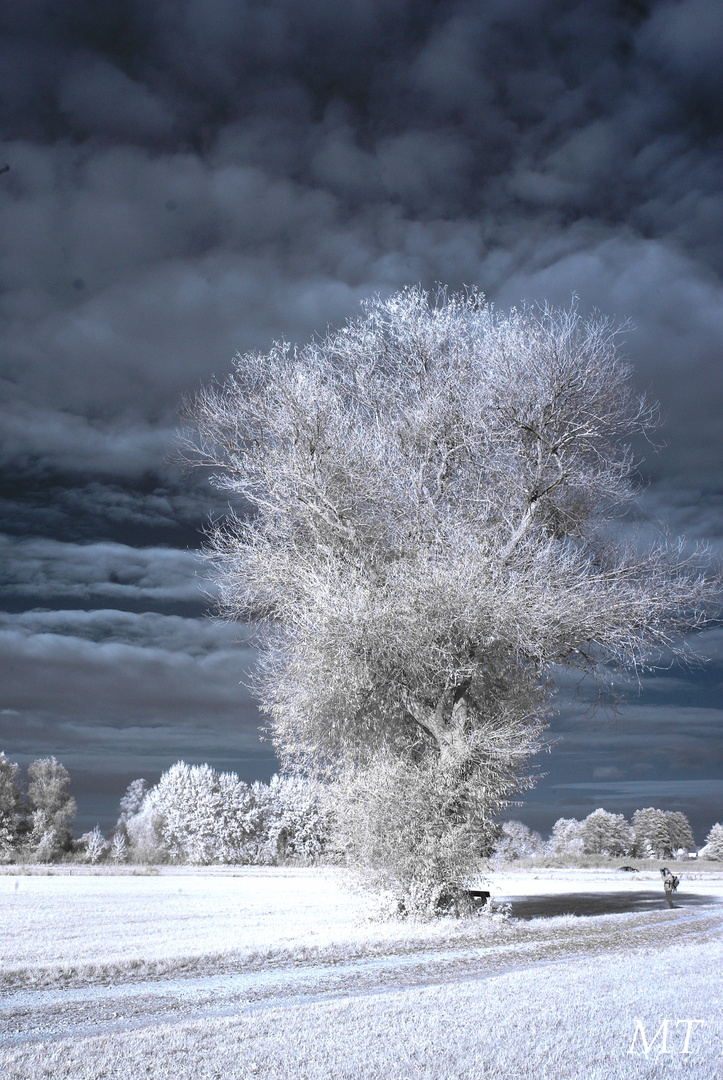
[0,868,370,970]
[2,867,723,1078]
[4,935,722,1079]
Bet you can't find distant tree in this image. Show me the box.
[493,820,546,862]
[109,831,128,864]
[185,288,718,910]
[260,774,334,863]
[665,811,695,854]
[704,823,723,861]
[80,825,108,864]
[215,771,265,863]
[0,752,24,861]
[124,789,166,862]
[120,763,332,866]
[630,807,694,859]
[579,809,633,857]
[116,778,158,859]
[129,762,263,864]
[116,779,148,836]
[26,757,76,861]
[151,761,220,863]
[632,808,673,859]
[548,818,585,858]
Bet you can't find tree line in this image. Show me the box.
[497,809,723,862]
[2,750,722,865]
[0,753,333,866]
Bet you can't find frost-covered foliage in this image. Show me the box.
[704,823,723,860]
[115,779,148,834]
[121,762,333,865]
[260,774,335,863]
[665,811,696,854]
[139,762,261,864]
[333,751,499,913]
[548,818,586,858]
[493,820,546,862]
[79,825,109,864]
[0,751,24,862]
[26,757,76,861]
[632,808,694,858]
[123,793,165,862]
[0,753,77,863]
[579,809,633,857]
[109,831,127,864]
[185,287,718,905]
[632,808,671,858]
[548,808,694,860]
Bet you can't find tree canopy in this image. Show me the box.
[185,287,718,906]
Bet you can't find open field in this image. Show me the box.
[2,866,722,1078]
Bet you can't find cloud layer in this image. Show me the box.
[0,534,216,610]
[2,0,723,487]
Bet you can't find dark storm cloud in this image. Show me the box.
[2,0,723,488]
[0,471,226,549]
[552,702,723,775]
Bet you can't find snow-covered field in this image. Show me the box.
[2,866,722,1079]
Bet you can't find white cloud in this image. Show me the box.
[0,534,215,603]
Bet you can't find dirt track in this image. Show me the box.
[4,901,722,1051]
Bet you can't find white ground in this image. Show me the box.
[2,865,722,1078]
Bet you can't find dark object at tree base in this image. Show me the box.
[619,865,639,872]
[395,887,491,917]
[435,888,491,916]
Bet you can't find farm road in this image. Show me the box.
[3,904,722,1050]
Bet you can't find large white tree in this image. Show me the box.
[185,287,717,908]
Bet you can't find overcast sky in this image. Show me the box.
[1,0,722,840]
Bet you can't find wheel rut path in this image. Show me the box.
[3,907,721,1049]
